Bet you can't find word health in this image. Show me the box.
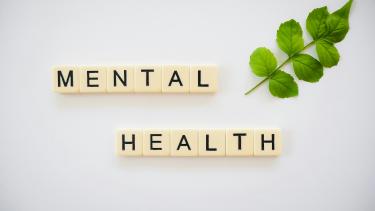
[116,128,281,157]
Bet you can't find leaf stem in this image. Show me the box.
[244,40,316,95]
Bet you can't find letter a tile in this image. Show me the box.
[170,130,198,156]
[162,65,190,93]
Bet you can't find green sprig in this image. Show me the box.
[245,0,353,98]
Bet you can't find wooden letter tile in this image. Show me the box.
[107,66,134,93]
[80,66,107,93]
[253,129,282,156]
[143,130,170,156]
[52,66,80,93]
[198,129,226,156]
[162,65,190,93]
[134,65,162,93]
[190,65,218,93]
[226,129,254,156]
[170,129,198,156]
[116,130,143,156]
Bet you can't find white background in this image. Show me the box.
[1,0,374,210]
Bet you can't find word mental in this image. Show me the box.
[116,129,281,157]
[52,65,218,93]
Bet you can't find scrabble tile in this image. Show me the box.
[190,65,218,93]
[134,65,162,93]
[253,129,282,156]
[107,66,134,93]
[170,130,198,156]
[198,129,226,156]
[116,130,143,156]
[52,66,80,93]
[226,129,254,156]
[162,65,190,93]
[79,66,107,93]
[143,130,170,156]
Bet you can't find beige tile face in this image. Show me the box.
[254,129,282,156]
[143,130,170,156]
[170,130,198,156]
[190,65,218,93]
[107,66,134,93]
[116,130,143,156]
[52,66,80,93]
[162,65,190,93]
[198,129,226,156]
[226,129,254,156]
[79,66,107,93]
[134,65,162,93]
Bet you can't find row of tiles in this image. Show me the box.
[116,129,281,157]
[53,65,218,93]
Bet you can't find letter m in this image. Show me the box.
[57,70,74,87]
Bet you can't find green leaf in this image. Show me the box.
[316,39,340,67]
[245,0,354,98]
[324,0,353,43]
[306,7,329,40]
[292,54,323,82]
[332,0,353,19]
[269,70,298,98]
[249,47,277,77]
[277,19,304,57]
[325,15,349,43]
